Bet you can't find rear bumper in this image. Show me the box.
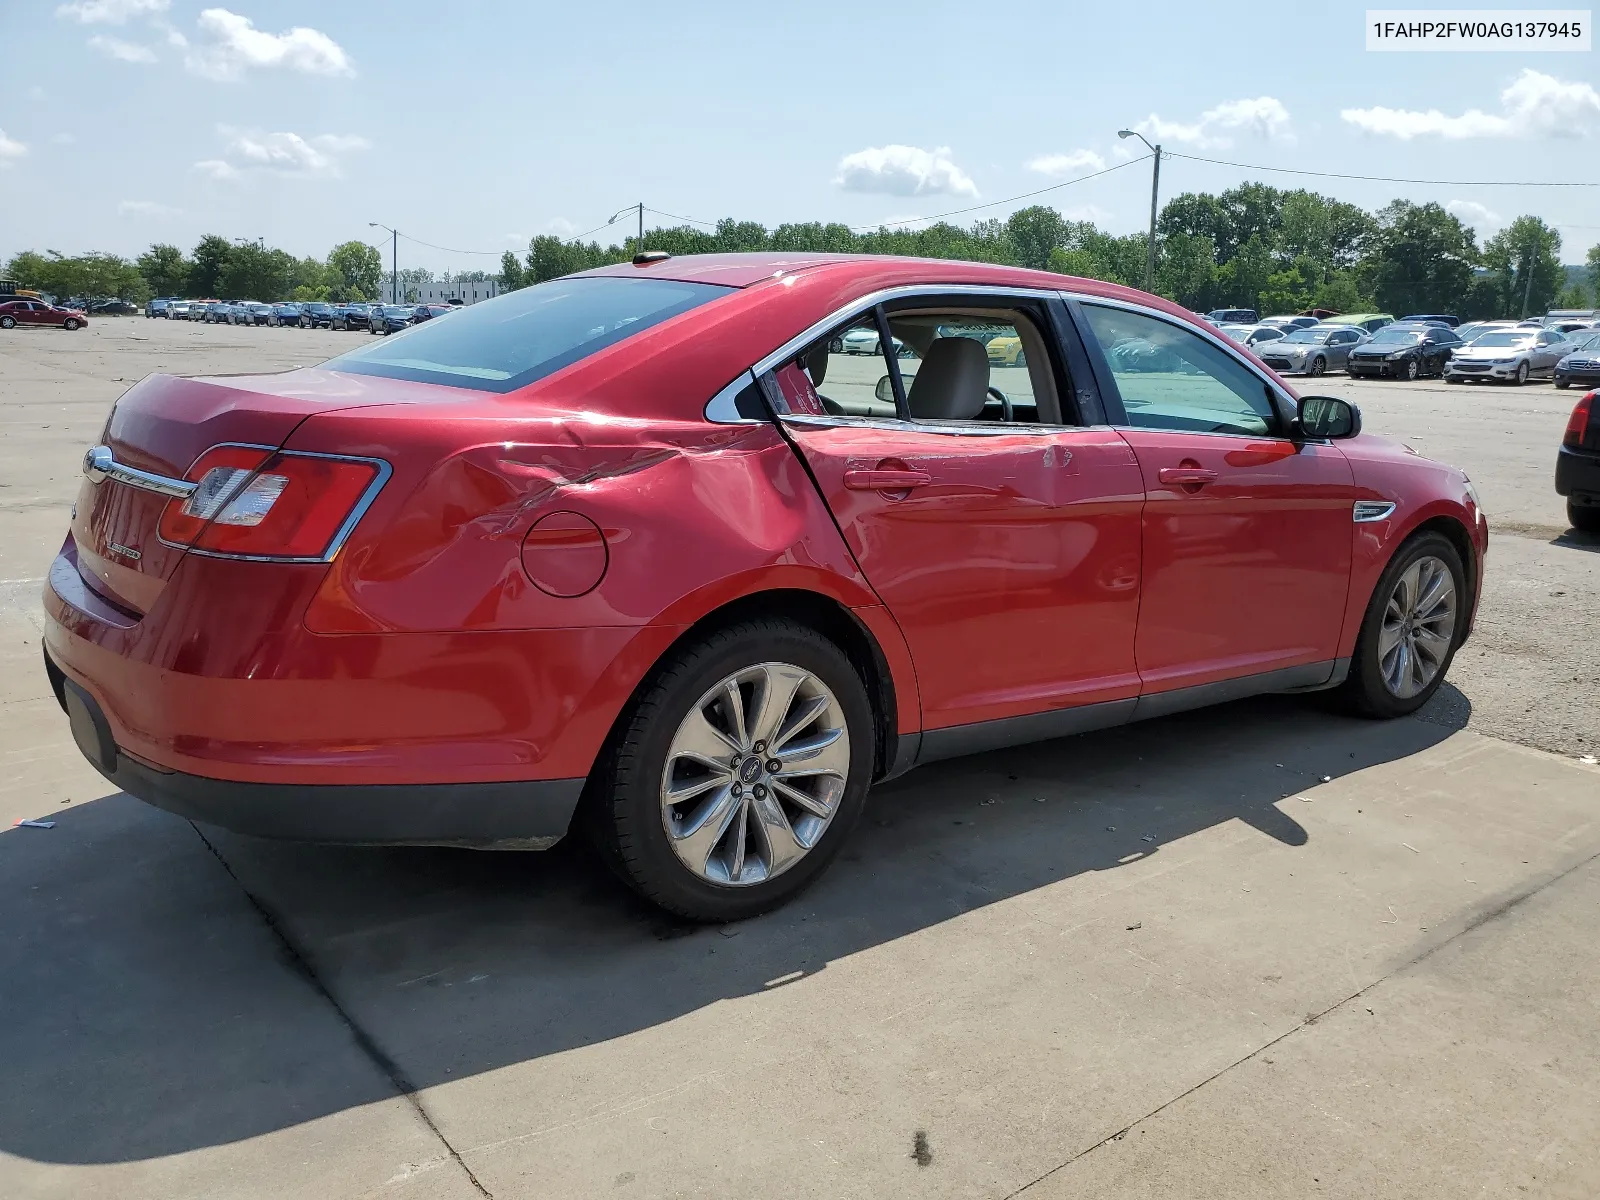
[45,651,581,847]
[1556,444,1600,501]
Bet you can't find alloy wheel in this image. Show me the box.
[660,661,850,887]
[1377,555,1457,699]
[1404,358,1418,380]
[1310,356,1326,376]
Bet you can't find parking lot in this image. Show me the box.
[3,318,1599,1198]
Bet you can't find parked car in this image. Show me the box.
[1399,314,1460,328]
[1219,323,1287,349]
[1543,309,1597,329]
[1206,307,1258,324]
[268,302,303,327]
[1320,313,1394,334]
[1259,315,1321,330]
[1453,320,1518,345]
[89,299,138,316]
[330,302,371,331]
[984,333,1026,366]
[241,302,274,326]
[412,304,457,324]
[167,301,192,320]
[1554,333,1600,390]
[197,301,229,323]
[368,304,418,335]
[1347,323,1460,379]
[0,298,87,330]
[1443,327,1572,385]
[1255,325,1367,377]
[831,326,912,357]
[1557,390,1600,532]
[1546,319,1595,336]
[145,298,176,318]
[298,302,336,328]
[41,253,1490,921]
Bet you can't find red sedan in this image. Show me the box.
[0,298,87,330]
[42,254,1488,920]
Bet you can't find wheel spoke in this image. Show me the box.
[726,799,750,882]
[1377,618,1405,661]
[770,692,830,754]
[665,763,731,805]
[748,665,806,748]
[772,777,836,820]
[670,705,740,768]
[721,679,750,750]
[750,793,806,875]
[1414,563,1451,620]
[671,786,742,874]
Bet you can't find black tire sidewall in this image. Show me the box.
[595,619,875,922]
[1569,501,1600,534]
[1345,531,1467,718]
[1311,356,1325,376]
[0,317,13,329]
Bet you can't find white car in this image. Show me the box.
[1443,327,1575,385]
[1218,323,1288,349]
[834,328,911,357]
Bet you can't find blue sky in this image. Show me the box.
[1,0,1597,272]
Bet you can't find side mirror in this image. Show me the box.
[1298,395,1361,439]
[874,375,896,404]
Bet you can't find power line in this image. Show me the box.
[394,231,505,257]
[849,156,1151,232]
[1165,151,1600,189]
[643,205,719,229]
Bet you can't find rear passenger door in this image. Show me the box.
[769,291,1147,744]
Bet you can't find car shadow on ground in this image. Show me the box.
[0,689,1468,1166]
[1551,528,1600,554]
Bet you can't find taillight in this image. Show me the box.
[1564,392,1594,448]
[159,445,384,560]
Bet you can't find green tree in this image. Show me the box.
[1588,242,1600,296]
[188,234,233,297]
[497,250,526,292]
[1482,217,1563,317]
[1155,231,1217,310]
[136,243,190,297]
[4,250,52,289]
[1363,201,1478,316]
[1553,280,1591,309]
[218,240,293,300]
[1215,235,1275,312]
[1006,205,1071,270]
[326,240,382,301]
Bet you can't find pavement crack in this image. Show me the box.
[187,823,494,1199]
[1001,842,1600,1199]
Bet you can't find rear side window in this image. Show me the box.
[325,276,732,393]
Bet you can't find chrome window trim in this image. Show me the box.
[1352,500,1397,523]
[703,370,759,424]
[82,445,197,500]
[779,412,1087,438]
[1065,291,1302,429]
[703,284,1063,425]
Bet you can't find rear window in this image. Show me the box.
[324,276,732,393]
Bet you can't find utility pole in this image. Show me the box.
[368,223,399,304]
[610,204,648,255]
[1118,129,1161,292]
[1521,241,1536,318]
[638,202,644,252]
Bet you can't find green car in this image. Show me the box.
[1319,313,1394,334]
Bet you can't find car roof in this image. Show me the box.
[573,252,1170,308]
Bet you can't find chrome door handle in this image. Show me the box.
[843,468,932,491]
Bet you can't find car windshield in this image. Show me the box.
[1573,334,1600,351]
[1370,328,1423,345]
[1280,330,1327,343]
[327,276,732,392]
[1472,332,1533,348]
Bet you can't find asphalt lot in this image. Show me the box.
[2,318,1598,1199]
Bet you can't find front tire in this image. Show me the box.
[1556,379,1571,389]
[1513,361,1529,386]
[1569,501,1600,534]
[589,618,874,922]
[1340,532,1466,718]
[0,316,14,330]
[1403,358,1419,381]
[1309,355,1326,377]
[63,318,80,331]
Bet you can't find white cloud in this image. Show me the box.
[1342,70,1600,140]
[192,158,240,181]
[1135,96,1294,149]
[193,126,369,180]
[57,0,168,23]
[834,144,978,198]
[118,199,182,216]
[185,9,352,80]
[88,34,157,62]
[1025,149,1107,177]
[165,26,187,47]
[0,129,27,168]
[543,218,579,237]
[1446,200,1502,230]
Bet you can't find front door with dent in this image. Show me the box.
[1077,300,1359,695]
[768,302,1145,734]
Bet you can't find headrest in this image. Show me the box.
[906,337,990,420]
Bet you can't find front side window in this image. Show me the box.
[327,276,731,393]
[1080,303,1279,437]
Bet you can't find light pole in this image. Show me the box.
[368,222,397,303]
[610,204,645,254]
[1118,130,1161,293]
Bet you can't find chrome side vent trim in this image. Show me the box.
[1353,500,1397,523]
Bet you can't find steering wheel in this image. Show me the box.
[987,387,1013,422]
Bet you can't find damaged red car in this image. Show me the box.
[42,253,1488,920]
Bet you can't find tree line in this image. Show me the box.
[499,186,1599,320]
[7,189,1599,318]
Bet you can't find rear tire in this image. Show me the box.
[1569,501,1600,534]
[588,618,874,922]
[0,316,14,330]
[1339,531,1466,719]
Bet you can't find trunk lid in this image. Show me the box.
[70,368,439,615]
